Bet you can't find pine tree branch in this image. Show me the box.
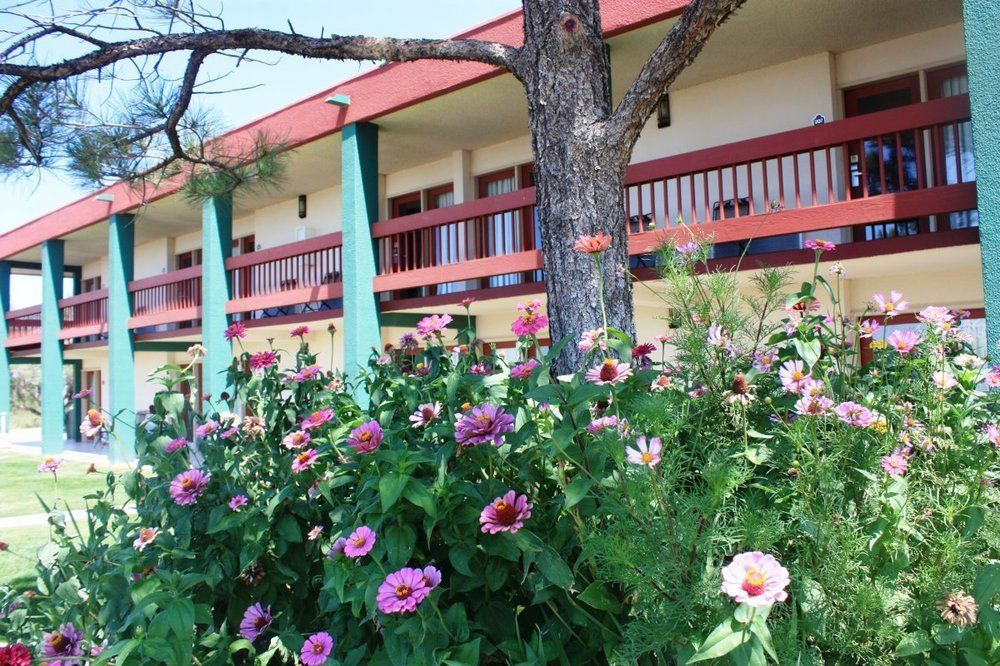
[607,0,746,142]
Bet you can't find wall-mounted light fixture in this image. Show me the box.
[298,194,307,219]
[656,93,671,129]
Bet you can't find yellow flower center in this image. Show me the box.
[641,452,653,463]
[352,536,366,547]
[394,583,412,599]
[742,568,766,596]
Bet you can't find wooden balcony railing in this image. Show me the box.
[58,289,108,340]
[129,266,202,330]
[226,231,343,316]
[4,305,42,347]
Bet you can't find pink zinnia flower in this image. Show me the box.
[625,436,662,467]
[859,319,881,339]
[220,426,239,440]
[455,403,515,447]
[414,565,443,602]
[804,238,836,252]
[689,385,708,398]
[578,328,607,353]
[480,491,532,534]
[573,232,612,254]
[72,388,92,400]
[80,409,104,439]
[721,552,790,607]
[293,364,323,382]
[408,403,441,428]
[650,374,673,392]
[132,527,159,551]
[416,313,453,339]
[40,623,83,663]
[778,360,811,394]
[886,330,921,355]
[165,437,188,453]
[511,299,548,337]
[985,366,1000,388]
[881,448,909,476]
[348,420,383,453]
[239,603,272,642]
[343,526,376,558]
[585,359,633,386]
[37,457,63,474]
[224,321,247,341]
[932,371,957,390]
[301,408,334,431]
[249,351,277,372]
[282,430,311,449]
[307,525,324,541]
[586,415,619,434]
[229,494,249,511]
[327,538,348,558]
[794,395,833,416]
[981,424,1000,448]
[170,469,210,506]
[290,325,310,338]
[834,401,875,428]
[872,290,908,316]
[292,449,319,473]
[300,631,334,666]
[377,567,429,614]
[510,359,539,380]
[196,419,219,438]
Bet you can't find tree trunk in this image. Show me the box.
[520,0,635,376]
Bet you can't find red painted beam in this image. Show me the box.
[4,304,42,319]
[128,266,202,292]
[226,283,344,314]
[226,232,343,270]
[57,288,109,308]
[129,307,201,330]
[372,250,542,293]
[57,322,108,340]
[4,333,41,348]
[373,188,536,237]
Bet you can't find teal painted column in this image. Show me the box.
[341,122,382,388]
[964,0,1000,354]
[201,195,233,402]
[41,240,65,454]
[0,262,10,437]
[108,213,136,460]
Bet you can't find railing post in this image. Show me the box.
[341,122,382,399]
[964,0,1000,353]
[108,213,136,460]
[0,261,10,443]
[41,239,65,454]
[202,194,233,402]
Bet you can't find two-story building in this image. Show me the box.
[1,0,997,457]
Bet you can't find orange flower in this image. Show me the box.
[573,232,612,255]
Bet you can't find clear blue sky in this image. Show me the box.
[1,0,520,235]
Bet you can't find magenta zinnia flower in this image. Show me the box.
[416,313,452,339]
[249,351,277,372]
[301,408,334,431]
[511,299,548,337]
[721,552,790,607]
[625,436,663,467]
[834,401,875,428]
[454,403,515,447]
[886,329,921,355]
[327,537,348,558]
[414,565,442,602]
[293,364,323,382]
[587,415,620,434]
[480,491,532,534]
[343,526,376,558]
[292,449,319,473]
[300,631,334,666]
[40,623,83,663]
[348,420,383,453]
[169,469,210,506]
[37,457,63,474]
[290,325,310,338]
[229,494,249,511]
[282,430,311,449]
[224,321,247,341]
[585,359,633,386]
[165,437,188,454]
[510,359,539,379]
[132,527,159,551]
[377,567,429,614]
[408,403,441,428]
[239,603,272,642]
[881,448,909,476]
[196,419,219,438]
[804,238,836,252]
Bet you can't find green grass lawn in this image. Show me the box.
[0,524,51,590]
[0,452,115,518]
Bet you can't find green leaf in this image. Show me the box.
[449,544,475,577]
[535,547,574,589]
[384,524,416,567]
[931,622,965,645]
[961,506,985,537]
[443,638,481,665]
[793,338,821,369]
[687,618,749,663]
[563,477,592,509]
[895,631,934,657]
[577,582,621,612]
[275,514,302,543]
[402,479,437,520]
[973,563,1000,604]
[379,470,411,513]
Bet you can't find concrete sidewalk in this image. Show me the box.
[1,428,131,467]
[0,510,92,530]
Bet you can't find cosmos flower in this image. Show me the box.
[886,330,921,355]
[916,306,956,333]
[881,448,909,476]
[794,395,833,417]
[326,538,348,558]
[480,491,532,534]
[834,401,875,428]
[347,420,383,453]
[239,603,273,642]
[307,525,324,541]
[578,328,607,353]
[858,319,882,339]
[931,371,957,390]
[408,403,442,428]
[454,403,515,447]
[720,552,790,607]
[625,436,662,467]
[752,349,779,372]
[169,469,210,506]
[872,291,908,316]
[778,360,811,394]
[675,241,701,258]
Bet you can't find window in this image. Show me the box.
[81,276,101,293]
[927,63,977,229]
[859,308,986,365]
[390,191,422,218]
[175,249,202,269]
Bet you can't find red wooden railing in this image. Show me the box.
[4,305,42,347]
[58,289,108,340]
[128,266,202,330]
[226,232,343,315]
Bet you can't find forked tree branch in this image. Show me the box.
[608,0,747,143]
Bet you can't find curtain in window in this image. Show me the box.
[483,176,522,288]
[940,74,978,228]
[431,191,467,295]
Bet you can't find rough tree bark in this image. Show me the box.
[0,0,748,375]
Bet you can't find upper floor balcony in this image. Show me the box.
[4,93,978,350]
